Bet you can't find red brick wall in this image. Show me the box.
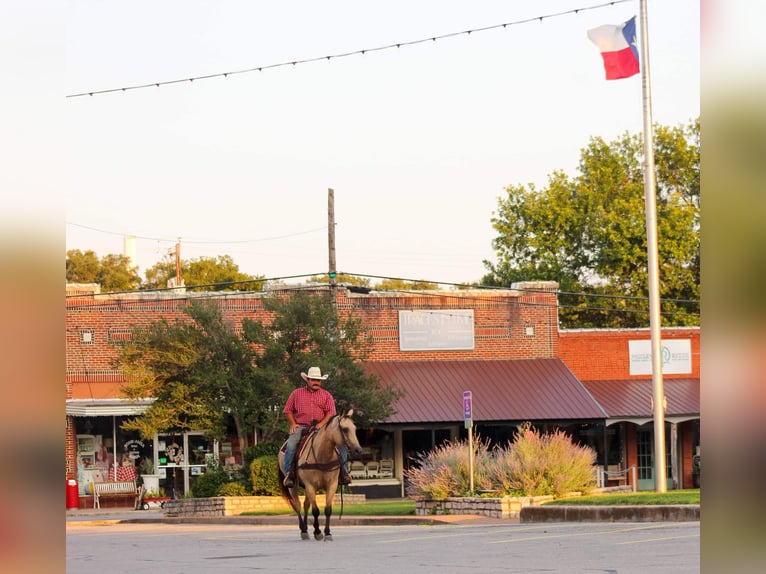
[558,328,700,381]
[65,284,561,394]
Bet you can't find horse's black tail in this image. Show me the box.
[278,466,303,516]
[277,466,290,501]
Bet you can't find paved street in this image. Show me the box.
[67,520,700,573]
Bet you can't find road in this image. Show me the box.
[67,520,700,573]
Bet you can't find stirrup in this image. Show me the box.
[339,470,352,485]
[283,473,295,487]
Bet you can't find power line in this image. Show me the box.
[65,270,699,322]
[66,0,631,98]
[66,221,327,245]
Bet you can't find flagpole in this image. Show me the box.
[638,0,667,493]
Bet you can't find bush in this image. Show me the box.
[405,438,493,499]
[217,482,250,497]
[250,454,281,496]
[488,423,597,498]
[405,424,597,500]
[242,443,281,491]
[191,455,230,498]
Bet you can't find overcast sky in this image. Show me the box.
[62,0,700,286]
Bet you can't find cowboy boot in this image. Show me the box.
[338,464,352,485]
[283,471,296,488]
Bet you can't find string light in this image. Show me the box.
[67,1,630,98]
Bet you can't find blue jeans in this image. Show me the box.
[284,427,349,475]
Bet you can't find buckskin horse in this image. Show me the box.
[278,409,363,540]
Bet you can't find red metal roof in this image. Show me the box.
[362,359,607,424]
[581,378,700,418]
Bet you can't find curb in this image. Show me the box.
[520,504,700,522]
[67,515,464,527]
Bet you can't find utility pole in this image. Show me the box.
[175,239,182,285]
[327,188,338,340]
[328,188,337,286]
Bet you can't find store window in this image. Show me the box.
[74,416,153,496]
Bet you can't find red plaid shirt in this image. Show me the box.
[283,386,336,426]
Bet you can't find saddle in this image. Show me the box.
[281,424,342,473]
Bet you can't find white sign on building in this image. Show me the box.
[628,339,692,375]
[399,310,475,351]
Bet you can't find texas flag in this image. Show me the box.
[587,16,639,80]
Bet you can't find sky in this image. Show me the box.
[62,0,700,286]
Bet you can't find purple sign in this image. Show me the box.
[463,391,472,420]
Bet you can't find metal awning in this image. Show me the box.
[65,398,154,417]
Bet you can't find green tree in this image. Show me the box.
[119,300,265,456]
[484,118,699,328]
[306,273,372,288]
[143,253,265,291]
[66,249,142,291]
[242,290,401,439]
[374,278,438,291]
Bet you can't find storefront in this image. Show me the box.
[66,399,215,500]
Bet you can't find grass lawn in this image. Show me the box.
[543,489,700,506]
[241,500,417,516]
[240,490,699,516]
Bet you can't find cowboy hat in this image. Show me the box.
[301,366,329,382]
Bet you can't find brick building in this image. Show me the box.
[66,281,699,504]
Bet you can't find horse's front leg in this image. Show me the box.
[312,502,323,541]
[323,503,333,541]
[299,494,310,540]
[323,483,337,541]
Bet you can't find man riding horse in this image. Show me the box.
[282,366,352,488]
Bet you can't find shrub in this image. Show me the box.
[250,454,281,496]
[405,438,494,499]
[242,443,281,491]
[405,425,597,500]
[191,455,230,498]
[217,482,250,497]
[488,423,597,498]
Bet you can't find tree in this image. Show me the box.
[483,118,699,328]
[119,300,265,456]
[118,291,401,453]
[374,278,438,291]
[306,273,372,288]
[242,290,401,439]
[66,249,142,291]
[143,253,265,291]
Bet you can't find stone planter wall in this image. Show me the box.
[414,487,633,519]
[416,496,553,519]
[164,494,366,517]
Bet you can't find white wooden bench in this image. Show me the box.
[92,480,138,509]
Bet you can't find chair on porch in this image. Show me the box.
[365,461,380,479]
[349,460,367,480]
[606,464,628,486]
[379,459,394,478]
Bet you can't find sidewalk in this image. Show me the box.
[66,505,509,527]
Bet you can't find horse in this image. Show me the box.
[278,409,363,541]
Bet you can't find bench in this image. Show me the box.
[92,480,138,509]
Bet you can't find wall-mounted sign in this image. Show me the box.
[629,339,692,375]
[399,310,475,351]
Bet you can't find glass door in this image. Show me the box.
[636,426,674,491]
[636,428,654,491]
[155,432,215,497]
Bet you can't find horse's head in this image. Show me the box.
[336,409,363,459]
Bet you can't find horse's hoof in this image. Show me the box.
[324,535,333,542]
[314,532,324,541]
[301,532,310,540]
